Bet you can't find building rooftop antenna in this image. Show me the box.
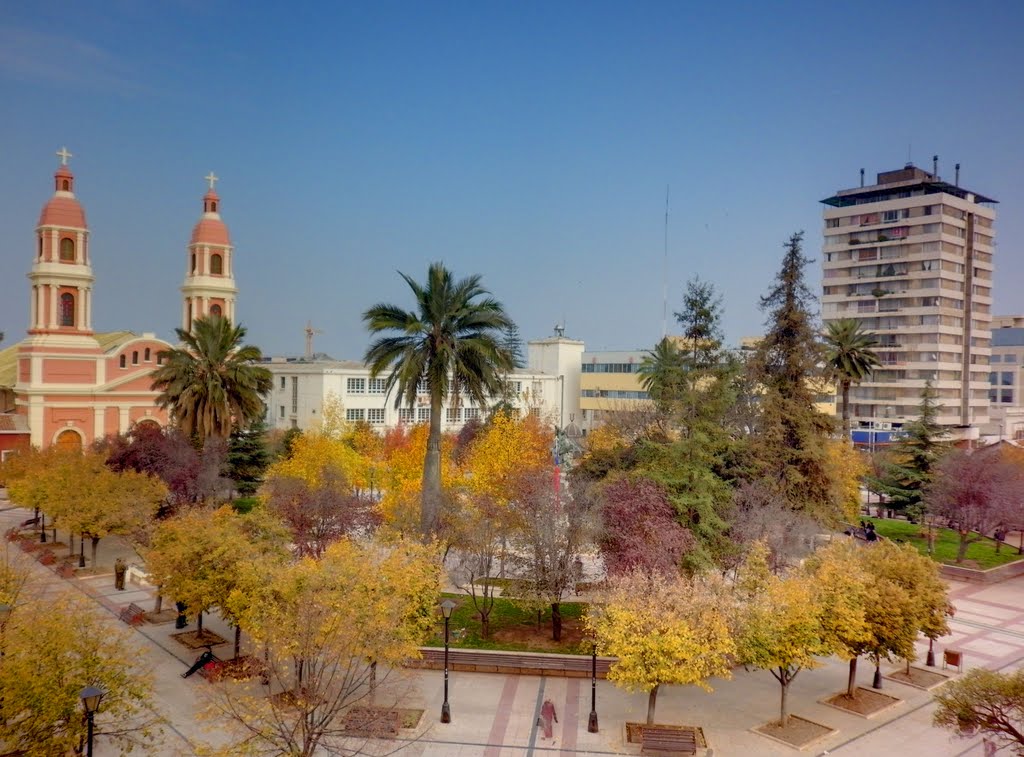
[662,185,670,339]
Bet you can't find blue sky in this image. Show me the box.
[1,1,1022,358]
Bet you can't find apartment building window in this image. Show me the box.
[280,376,286,391]
[368,378,387,394]
[1005,355,1018,364]
[416,379,429,394]
[1003,390,1015,404]
[1003,372,1014,386]
[347,378,365,394]
[446,407,460,423]
[530,407,541,418]
[367,408,385,425]
[346,408,365,422]
[464,407,479,421]
[279,405,285,419]
[991,355,1002,363]
[399,408,415,423]
[826,218,840,228]
[417,408,430,422]
[291,377,298,414]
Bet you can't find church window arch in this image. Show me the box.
[191,253,196,273]
[211,201,218,212]
[210,304,223,317]
[59,293,75,327]
[144,348,151,362]
[132,351,139,365]
[210,254,223,275]
[120,355,126,368]
[61,179,70,191]
[60,238,75,262]
[38,238,43,259]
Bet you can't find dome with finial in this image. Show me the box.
[189,175,231,246]
[38,147,87,228]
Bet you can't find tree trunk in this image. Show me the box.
[956,533,971,564]
[234,625,242,659]
[551,602,562,641]
[841,380,851,436]
[370,660,377,704]
[780,678,790,727]
[646,684,659,725]
[198,611,204,633]
[480,610,490,638]
[155,591,163,614]
[420,392,444,538]
[70,531,76,557]
[90,536,100,566]
[847,657,858,698]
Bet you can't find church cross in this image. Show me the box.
[205,171,219,190]
[56,146,72,166]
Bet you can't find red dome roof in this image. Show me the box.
[190,217,231,245]
[190,189,231,245]
[38,196,87,228]
[38,166,86,228]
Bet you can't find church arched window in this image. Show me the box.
[144,348,151,361]
[191,253,196,273]
[210,254,223,275]
[38,238,43,259]
[60,238,75,262]
[120,355,126,369]
[210,304,223,317]
[61,179,70,191]
[60,293,75,327]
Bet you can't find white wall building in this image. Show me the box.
[263,335,584,435]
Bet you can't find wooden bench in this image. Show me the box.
[119,603,146,626]
[342,707,401,737]
[641,726,698,756]
[411,648,614,678]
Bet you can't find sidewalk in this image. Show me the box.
[1,497,1017,756]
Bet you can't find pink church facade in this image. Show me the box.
[0,150,239,453]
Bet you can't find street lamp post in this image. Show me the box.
[587,643,599,733]
[79,686,105,757]
[440,599,456,724]
[0,603,11,715]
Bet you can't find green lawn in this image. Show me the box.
[866,517,1024,570]
[426,592,589,654]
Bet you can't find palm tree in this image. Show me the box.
[151,315,272,441]
[363,263,515,536]
[823,318,880,435]
[637,337,684,412]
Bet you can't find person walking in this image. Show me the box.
[540,698,558,739]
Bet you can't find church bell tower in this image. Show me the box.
[181,172,237,331]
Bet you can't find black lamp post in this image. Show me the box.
[79,685,105,757]
[0,603,11,715]
[440,598,456,724]
[588,643,599,733]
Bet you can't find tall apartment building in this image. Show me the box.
[986,315,1024,440]
[821,162,997,443]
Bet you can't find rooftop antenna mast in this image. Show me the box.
[662,185,670,339]
[304,320,324,359]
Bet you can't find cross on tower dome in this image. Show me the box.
[56,146,72,166]
[205,171,218,191]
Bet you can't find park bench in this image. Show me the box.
[342,707,401,737]
[641,726,698,756]
[412,648,613,677]
[119,603,146,626]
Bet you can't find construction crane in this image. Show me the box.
[304,320,324,359]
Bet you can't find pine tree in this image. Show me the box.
[500,323,525,369]
[227,416,271,497]
[752,232,837,522]
[876,381,950,518]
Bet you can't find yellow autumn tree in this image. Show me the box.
[586,570,736,725]
[463,410,552,503]
[823,439,868,523]
[264,430,364,489]
[0,589,159,755]
[734,542,831,727]
[378,424,458,530]
[800,539,872,698]
[209,537,442,757]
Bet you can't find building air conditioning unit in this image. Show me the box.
[874,422,892,430]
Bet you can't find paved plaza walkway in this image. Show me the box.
[2,496,1021,756]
